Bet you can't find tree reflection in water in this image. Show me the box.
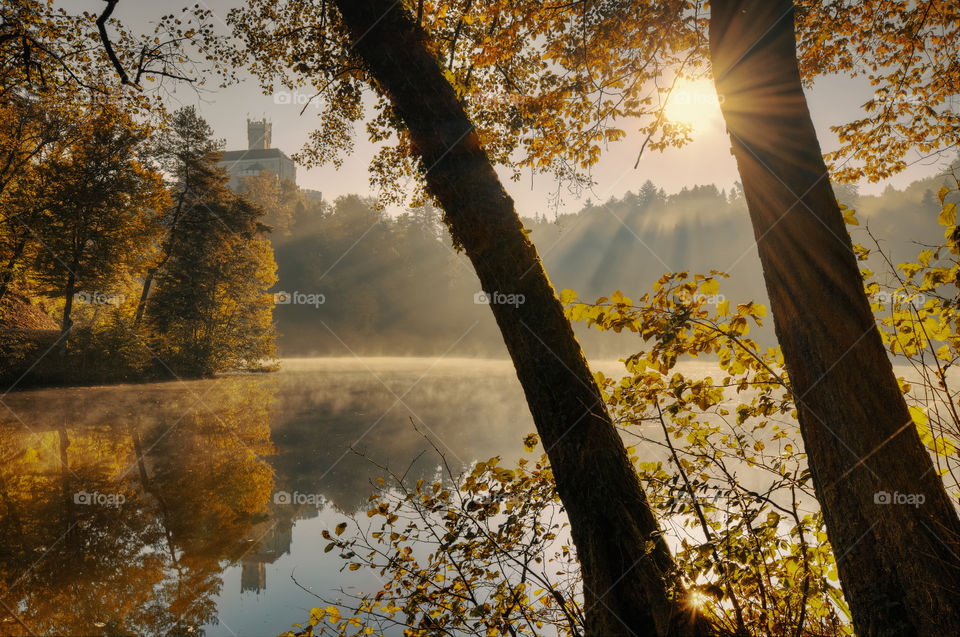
[0,359,533,636]
[0,378,276,636]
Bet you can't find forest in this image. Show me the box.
[0,102,276,384]
[2,1,960,637]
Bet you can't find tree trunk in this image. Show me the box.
[137,190,188,326]
[59,268,77,355]
[331,2,715,635]
[134,266,157,326]
[709,2,960,634]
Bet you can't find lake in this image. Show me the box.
[3,356,938,636]
[1,357,626,637]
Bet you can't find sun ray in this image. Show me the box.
[663,79,725,132]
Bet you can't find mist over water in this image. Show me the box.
[0,356,939,635]
[0,357,550,636]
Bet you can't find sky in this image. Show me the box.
[100,0,950,217]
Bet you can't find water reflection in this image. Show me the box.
[0,358,536,636]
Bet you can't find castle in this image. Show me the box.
[218,118,297,191]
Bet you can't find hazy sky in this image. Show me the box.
[102,0,949,216]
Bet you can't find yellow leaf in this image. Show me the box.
[610,290,631,305]
[938,202,957,227]
[935,436,957,457]
[700,278,720,296]
[909,405,928,428]
[938,186,950,204]
[559,288,578,304]
[523,433,539,452]
[917,423,934,446]
[335,522,347,536]
[842,208,859,226]
[716,299,730,317]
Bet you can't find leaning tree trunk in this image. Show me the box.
[134,266,157,326]
[710,1,960,634]
[332,2,716,635]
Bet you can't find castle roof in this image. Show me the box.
[220,148,292,162]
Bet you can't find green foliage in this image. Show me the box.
[851,173,960,498]
[284,272,847,637]
[146,111,277,376]
[26,99,167,345]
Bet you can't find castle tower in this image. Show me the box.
[219,119,296,192]
[247,118,272,150]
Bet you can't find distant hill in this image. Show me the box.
[270,165,960,359]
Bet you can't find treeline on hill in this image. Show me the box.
[0,97,276,386]
[271,169,955,358]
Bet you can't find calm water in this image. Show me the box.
[2,356,933,636]
[0,357,611,637]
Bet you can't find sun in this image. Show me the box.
[687,590,710,610]
[662,78,724,131]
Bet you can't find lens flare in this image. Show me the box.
[663,79,724,131]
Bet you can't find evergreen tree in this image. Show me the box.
[146,110,277,377]
[135,106,223,325]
